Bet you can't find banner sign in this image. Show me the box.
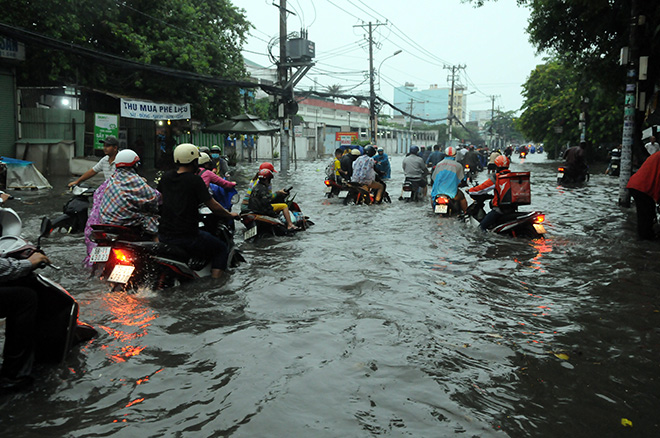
[0,37,25,61]
[335,131,358,145]
[120,98,191,120]
[94,113,119,150]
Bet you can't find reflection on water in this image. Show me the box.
[1,154,659,437]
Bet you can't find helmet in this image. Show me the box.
[199,152,212,165]
[377,147,384,152]
[115,149,140,168]
[211,145,221,152]
[494,155,510,169]
[445,146,456,156]
[350,148,361,156]
[365,146,376,157]
[198,146,210,154]
[410,146,420,155]
[174,143,200,164]
[258,168,273,180]
[259,162,277,173]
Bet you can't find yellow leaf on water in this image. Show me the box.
[621,418,633,427]
[554,353,569,360]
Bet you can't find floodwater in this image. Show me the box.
[1,153,659,437]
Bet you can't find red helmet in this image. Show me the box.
[445,146,456,157]
[258,168,274,180]
[259,162,277,173]
[494,155,510,169]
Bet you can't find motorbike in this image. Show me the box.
[519,150,528,159]
[89,209,244,290]
[557,166,590,185]
[343,175,392,205]
[432,193,463,216]
[49,185,95,234]
[607,153,621,177]
[0,206,97,369]
[399,178,425,202]
[323,176,349,200]
[464,193,547,238]
[241,188,313,241]
[464,164,478,185]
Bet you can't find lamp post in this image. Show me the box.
[373,49,403,144]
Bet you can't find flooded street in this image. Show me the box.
[1,153,659,437]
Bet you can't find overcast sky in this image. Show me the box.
[237,0,545,116]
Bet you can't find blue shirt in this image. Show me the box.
[373,153,391,178]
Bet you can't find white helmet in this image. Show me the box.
[199,152,212,165]
[174,143,200,164]
[114,149,140,168]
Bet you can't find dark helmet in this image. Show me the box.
[410,145,420,155]
[365,146,376,157]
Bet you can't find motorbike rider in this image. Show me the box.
[68,135,119,267]
[198,152,236,190]
[247,168,299,231]
[211,145,230,177]
[241,162,286,213]
[464,145,481,172]
[373,147,391,179]
[339,148,361,181]
[468,155,514,231]
[562,141,588,180]
[430,146,468,213]
[626,150,660,240]
[487,150,502,173]
[402,145,430,197]
[328,148,344,183]
[0,192,50,391]
[157,144,239,279]
[98,149,162,236]
[426,144,445,169]
[352,146,385,203]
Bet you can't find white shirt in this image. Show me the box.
[92,155,116,179]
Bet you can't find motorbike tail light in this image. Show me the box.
[558,167,565,172]
[324,179,331,186]
[534,214,546,224]
[112,248,133,264]
[436,196,449,205]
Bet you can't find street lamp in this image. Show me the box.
[372,49,403,144]
[377,49,403,90]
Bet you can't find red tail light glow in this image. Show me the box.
[112,248,133,264]
[534,214,546,224]
[436,197,449,205]
[324,180,331,186]
[558,167,565,172]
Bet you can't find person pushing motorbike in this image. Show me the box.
[430,146,468,213]
[468,155,514,231]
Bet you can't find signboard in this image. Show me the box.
[335,131,358,145]
[0,37,25,61]
[120,98,191,120]
[94,113,119,150]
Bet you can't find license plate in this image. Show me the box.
[108,265,135,283]
[557,172,564,178]
[244,226,258,240]
[90,246,111,262]
[434,204,448,214]
[338,191,348,198]
[403,190,413,198]
[324,186,332,193]
[533,224,547,234]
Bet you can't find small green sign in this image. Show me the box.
[94,113,119,150]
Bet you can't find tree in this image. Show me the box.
[2,0,251,123]
[518,58,622,158]
[483,110,525,146]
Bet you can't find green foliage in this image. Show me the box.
[483,110,524,144]
[253,97,276,121]
[3,0,251,123]
[518,59,622,157]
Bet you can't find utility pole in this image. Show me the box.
[277,0,290,172]
[618,0,642,207]
[488,95,499,149]
[354,21,385,144]
[444,64,465,146]
[408,98,414,131]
